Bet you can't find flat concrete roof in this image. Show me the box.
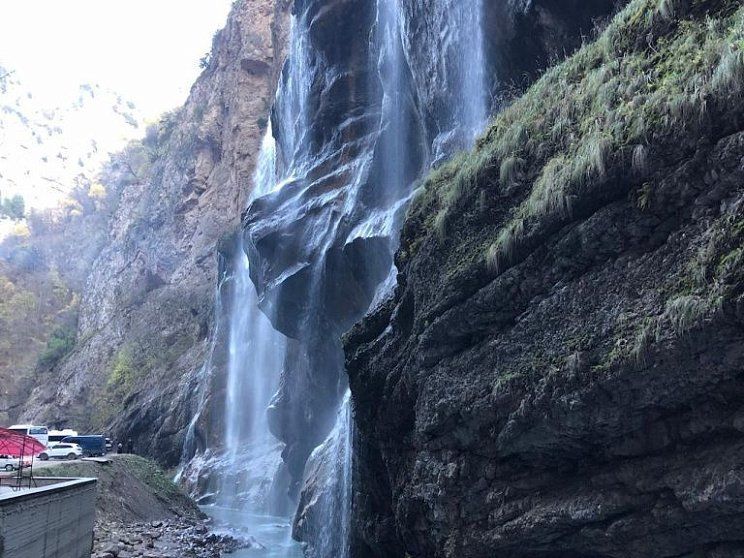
[0,477,96,505]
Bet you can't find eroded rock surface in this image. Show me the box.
[346,1,744,556]
[243,0,618,515]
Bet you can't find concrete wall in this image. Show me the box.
[0,477,96,558]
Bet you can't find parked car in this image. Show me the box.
[0,455,31,471]
[61,435,106,457]
[37,443,83,461]
[0,454,22,471]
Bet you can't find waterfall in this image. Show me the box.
[254,122,278,198]
[460,0,488,141]
[221,243,288,512]
[299,0,490,551]
[378,0,406,206]
[190,12,314,524]
[275,15,312,179]
[293,2,412,556]
[301,391,353,558]
[225,128,284,447]
[178,15,315,537]
[399,0,489,163]
[180,0,491,555]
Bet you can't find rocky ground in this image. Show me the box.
[35,455,251,558]
[92,517,254,558]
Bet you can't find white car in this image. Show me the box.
[0,454,23,471]
[37,443,83,461]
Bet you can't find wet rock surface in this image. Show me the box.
[92,518,253,558]
[243,0,620,515]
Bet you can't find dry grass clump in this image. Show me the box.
[408,0,743,276]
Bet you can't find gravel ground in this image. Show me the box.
[92,517,258,558]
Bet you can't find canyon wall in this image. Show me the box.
[346,0,744,555]
[20,0,291,465]
[236,0,621,553]
[12,2,742,557]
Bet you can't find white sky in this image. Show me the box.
[0,0,234,120]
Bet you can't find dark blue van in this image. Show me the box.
[61,435,106,457]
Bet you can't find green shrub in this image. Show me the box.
[92,348,139,427]
[108,349,136,392]
[38,321,77,369]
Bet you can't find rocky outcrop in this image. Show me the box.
[243,0,391,492]
[20,0,291,466]
[346,0,744,556]
[243,0,619,512]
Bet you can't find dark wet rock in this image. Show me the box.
[346,1,744,556]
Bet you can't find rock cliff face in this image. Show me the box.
[346,0,744,556]
[232,0,624,553]
[21,0,291,465]
[0,71,144,426]
[244,0,618,507]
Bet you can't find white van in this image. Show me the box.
[48,429,78,444]
[7,424,49,447]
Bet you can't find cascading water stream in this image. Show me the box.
[297,2,411,556]
[183,13,315,552]
[221,244,287,512]
[300,391,354,558]
[223,127,287,491]
[275,15,312,181]
[302,1,489,555]
[179,125,301,554]
[181,0,491,555]
[460,0,488,141]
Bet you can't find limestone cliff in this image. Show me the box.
[20,0,291,466]
[346,0,744,555]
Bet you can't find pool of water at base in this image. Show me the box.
[201,505,304,557]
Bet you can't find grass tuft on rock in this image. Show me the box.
[406,0,744,277]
